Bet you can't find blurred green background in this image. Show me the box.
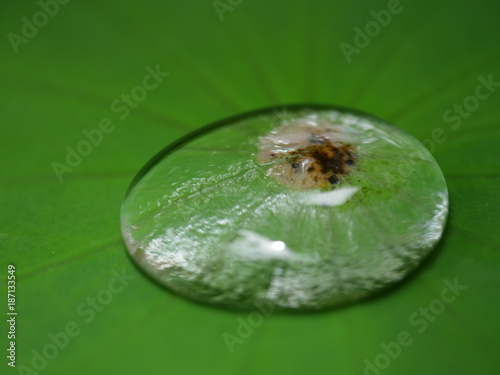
[1,0,499,374]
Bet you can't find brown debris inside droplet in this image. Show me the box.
[258,121,357,189]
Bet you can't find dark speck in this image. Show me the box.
[328,175,339,184]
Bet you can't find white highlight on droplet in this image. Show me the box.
[271,240,286,251]
[229,230,298,260]
[302,186,359,207]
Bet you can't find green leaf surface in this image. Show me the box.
[1,0,499,374]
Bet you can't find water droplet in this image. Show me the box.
[121,105,448,311]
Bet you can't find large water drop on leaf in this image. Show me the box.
[121,105,448,311]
